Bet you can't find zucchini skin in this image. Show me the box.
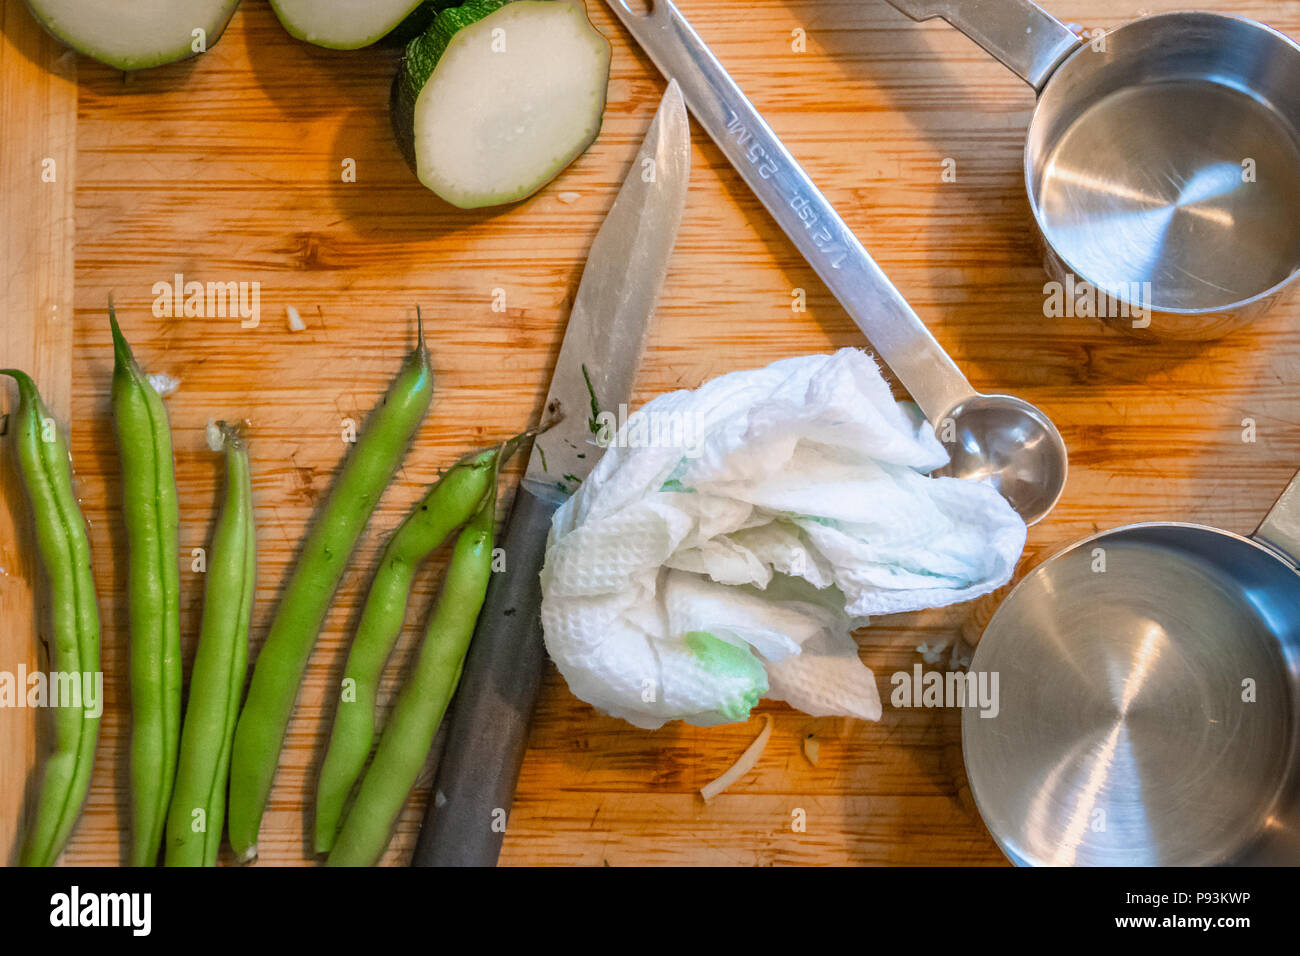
[391,0,515,173]
[378,1,459,48]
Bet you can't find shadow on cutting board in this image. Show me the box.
[236,1,516,242]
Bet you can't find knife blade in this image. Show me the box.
[524,89,691,503]
[411,81,691,867]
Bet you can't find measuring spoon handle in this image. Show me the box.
[883,0,1080,91]
[607,0,974,422]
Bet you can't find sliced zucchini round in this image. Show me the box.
[270,0,431,51]
[24,0,240,71]
[393,0,611,209]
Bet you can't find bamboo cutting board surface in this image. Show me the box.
[0,0,76,867]
[3,0,1300,866]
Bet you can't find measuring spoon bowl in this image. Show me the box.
[935,393,1067,526]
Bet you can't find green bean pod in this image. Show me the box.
[314,447,498,855]
[327,468,498,867]
[110,310,182,868]
[164,424,255,867]
[228,322,434,862]
[2,370,102,868]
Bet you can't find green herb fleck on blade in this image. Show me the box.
[582,364,601,436]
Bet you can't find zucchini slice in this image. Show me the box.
[270,0,433,50]
[24,0,240,71]
[393,0,611,209]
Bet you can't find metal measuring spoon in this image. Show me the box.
[607,0,1068,524]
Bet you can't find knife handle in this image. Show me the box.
[411,484,558,866]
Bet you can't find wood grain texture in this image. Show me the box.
[0,0,76,864]
[3,0,1299,866]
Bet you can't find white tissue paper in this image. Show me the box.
[539,349,1027,729]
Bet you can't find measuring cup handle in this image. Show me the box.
[883,0,1081,91]
[609,0,975,421]
[1254,470,1300,565]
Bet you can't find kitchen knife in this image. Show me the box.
[411,81,691,866]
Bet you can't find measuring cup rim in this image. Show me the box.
[1021,10,1300,318]
[1035,9,1300,90]
[964,515,1300,867]
[972,519,1300,665]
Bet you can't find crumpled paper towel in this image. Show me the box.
[539,349,1026,729]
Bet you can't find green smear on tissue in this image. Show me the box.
[660,459,693,493]
[685,631,768,721]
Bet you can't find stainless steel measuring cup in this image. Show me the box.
[885,1,1300,340]
[607,0,1069,525]
[964,472,1300,865]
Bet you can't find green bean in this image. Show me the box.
[327,465,498,867]
[3,370,102,868]
[314,446,499,855]
[110,309,182,868]
[164,424,255,867]
[228,318,434,862]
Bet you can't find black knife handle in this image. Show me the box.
[411,484,558,866]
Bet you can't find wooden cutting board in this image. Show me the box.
[0,0,76,867]
[3,0,1299,866]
